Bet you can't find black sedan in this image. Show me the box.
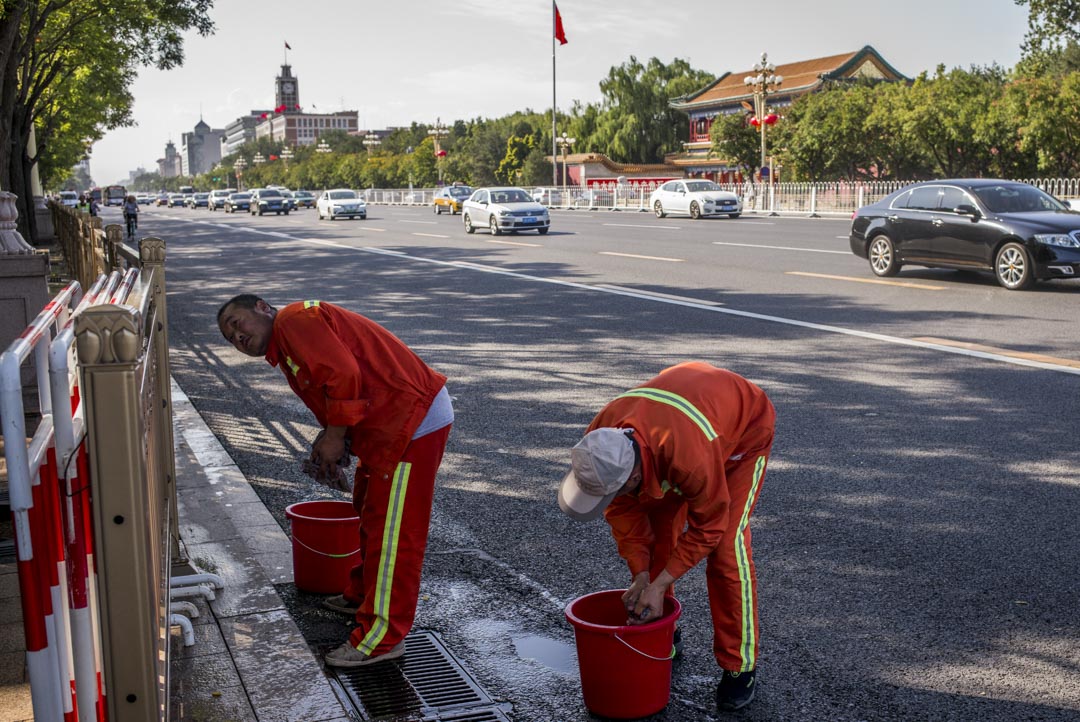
[849,179,1080,290]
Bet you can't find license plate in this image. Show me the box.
[523,216,536,224]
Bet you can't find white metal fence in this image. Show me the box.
[360,178,1080,217]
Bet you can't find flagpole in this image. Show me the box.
[552,2,557,187]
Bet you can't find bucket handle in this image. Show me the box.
[293,535,362,559]
[613,632,676,662]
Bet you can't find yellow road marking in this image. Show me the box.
[599,251,684,263]
[912,337,1080,369]
[786,271,946,290]
[487,239,542,247]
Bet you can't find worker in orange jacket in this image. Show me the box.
[218,295,452,668]
[558,362,775,711]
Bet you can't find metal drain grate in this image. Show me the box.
[331,631,509,721]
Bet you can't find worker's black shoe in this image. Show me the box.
[672,626,683,660]
[716,669,756,711]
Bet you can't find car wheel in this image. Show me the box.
[995,242,1035,290]
[689,202,701,219]
[317,209,323,219]
[728,213,741,219]
[258,208,264,216]
[654,201,666,218]
[538,227,549,235]
[434,204,440,214]
[868,234,900,277]
[464,214,475,234]
[489,216,501,236]
[284,211,289,216]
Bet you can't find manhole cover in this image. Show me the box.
[330,631,509,721]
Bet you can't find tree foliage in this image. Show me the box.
[1016,0,1080,65]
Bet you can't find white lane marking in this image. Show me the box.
[364,227,387,232]
[235,230,1080,376]
[836,235,849,239]
[713,241,848,255]
[732,221,775,225]
[599,251,684,262]
[412,232,450,239]
[487,239,542,247]
[603,223,681,230]
[401,220,437,225]
[596,284,722,306]
[787,271,945,290]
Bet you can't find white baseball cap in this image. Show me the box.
[558,427,636,522]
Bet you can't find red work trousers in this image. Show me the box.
[647,445,771,672]
[343,423,451,655]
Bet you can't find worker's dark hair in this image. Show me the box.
[217,293,265,322]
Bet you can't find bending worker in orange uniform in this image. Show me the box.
[217,295,452,668]
[558,361,775,711]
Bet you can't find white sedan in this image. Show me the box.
[650,180,742,219]
[462,187,550,235]
[317,189,367,220]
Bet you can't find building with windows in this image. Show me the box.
[180,119,225,176]
[668,46,907,181]
[252,63,358,146]
[222,112,270,156]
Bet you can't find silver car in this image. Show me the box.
[462,187,550,235]
[317,189,367,220]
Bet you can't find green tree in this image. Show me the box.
[0,0,214,240]
[587,56,713,164]
[1016,0,1080,65]
[708,113,760,178]
[495,134,534,184]
[1015,72,1080,176]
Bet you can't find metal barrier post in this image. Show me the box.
[75,296,171,722]
[809,186,820,218]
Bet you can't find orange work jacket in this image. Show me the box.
[265,301,446,478]
[594,362,775,580]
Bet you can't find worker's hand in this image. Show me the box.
[627,570,676,625]
[622,572,651,618]
[311,426,347,479]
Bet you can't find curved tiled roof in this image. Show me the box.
[672,46,907,111]
[551,152,681,174]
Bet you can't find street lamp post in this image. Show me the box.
[428,117,449,184]
[556,131,575,198]
[362,134,380,153]
[316,139,332,154]
[234,157,247,192]
[280,146,293,183]
[743,52,783,206]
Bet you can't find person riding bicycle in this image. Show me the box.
[122,195,139,238]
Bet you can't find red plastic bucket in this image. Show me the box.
[284,500,361,594]
[565,589,682,719]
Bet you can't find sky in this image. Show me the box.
[90,0,1031,186]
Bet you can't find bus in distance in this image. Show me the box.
[105,185,127,206]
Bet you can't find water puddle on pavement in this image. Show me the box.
[512,634,577,675]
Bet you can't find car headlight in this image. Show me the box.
[1034,233,1080,248]
[496,209,509,216]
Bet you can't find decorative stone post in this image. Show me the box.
[0,191,50,367]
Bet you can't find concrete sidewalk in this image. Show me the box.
[0,379,352,721]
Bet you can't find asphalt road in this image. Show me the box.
[117,202,1080,721]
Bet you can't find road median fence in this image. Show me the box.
[361,177,1080,216]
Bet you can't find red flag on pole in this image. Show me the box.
[554,3,567,45]
[285,41,291,50]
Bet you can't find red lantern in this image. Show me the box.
[749,116,760,127]
[436,149,447,157]
[764,113,779,125]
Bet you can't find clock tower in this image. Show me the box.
[275,64,300,113]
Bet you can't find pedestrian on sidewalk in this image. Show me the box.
[557,361,775,712]
[217,295,453,668]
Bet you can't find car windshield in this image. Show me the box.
[260,190,282,198]
[491,189,532,203]
[195,193,209,199]
[685,181,722,192]
[329,190,358,200]
[296,191,313,198]
[230,193,250,200]
[449,187,472,197]
[60,192,76,199]
[973,184,1067,213]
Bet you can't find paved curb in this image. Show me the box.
[170,378,349,722]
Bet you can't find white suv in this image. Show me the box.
[208,188,236,211]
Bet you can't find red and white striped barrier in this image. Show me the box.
[1,274,123,722]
